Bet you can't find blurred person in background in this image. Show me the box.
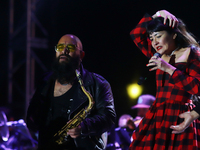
[127,94,155,131]
[106,94,155,150]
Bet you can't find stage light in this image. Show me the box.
[2,137,8,141]
[126,83,142,99]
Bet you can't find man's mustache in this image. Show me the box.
[58,54,71,59]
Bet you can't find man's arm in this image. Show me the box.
[80,74,116,136]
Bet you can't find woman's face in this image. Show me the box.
[149,31,176,55]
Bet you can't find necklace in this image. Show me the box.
[61,83,70,86]
[56,80,71,86]
[168,47,179,57]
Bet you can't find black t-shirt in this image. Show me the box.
[39,81,78,149]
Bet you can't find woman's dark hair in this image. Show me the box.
[146,17,199,48]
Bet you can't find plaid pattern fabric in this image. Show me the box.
[193,103,200,114]
[129,14,200,150]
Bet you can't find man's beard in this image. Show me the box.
[52,54,80,84]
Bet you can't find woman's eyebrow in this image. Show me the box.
[149,33,158,38]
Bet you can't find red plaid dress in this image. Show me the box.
[129,14,200,150]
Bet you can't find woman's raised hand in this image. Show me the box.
[152,10,179,28]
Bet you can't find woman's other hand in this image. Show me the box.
[147,55,176,75]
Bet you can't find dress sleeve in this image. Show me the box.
[169,50,200,95]
[130,13,155,58]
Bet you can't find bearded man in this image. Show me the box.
[26,34,116,150]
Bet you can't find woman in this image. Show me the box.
[129,10,200,149]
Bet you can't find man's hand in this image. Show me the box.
[127,118,136,130]
[67,125,81,138]
[170,111,199,134]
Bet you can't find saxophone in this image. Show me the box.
[53,69,94,145]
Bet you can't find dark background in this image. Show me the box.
[1,0,200,126]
